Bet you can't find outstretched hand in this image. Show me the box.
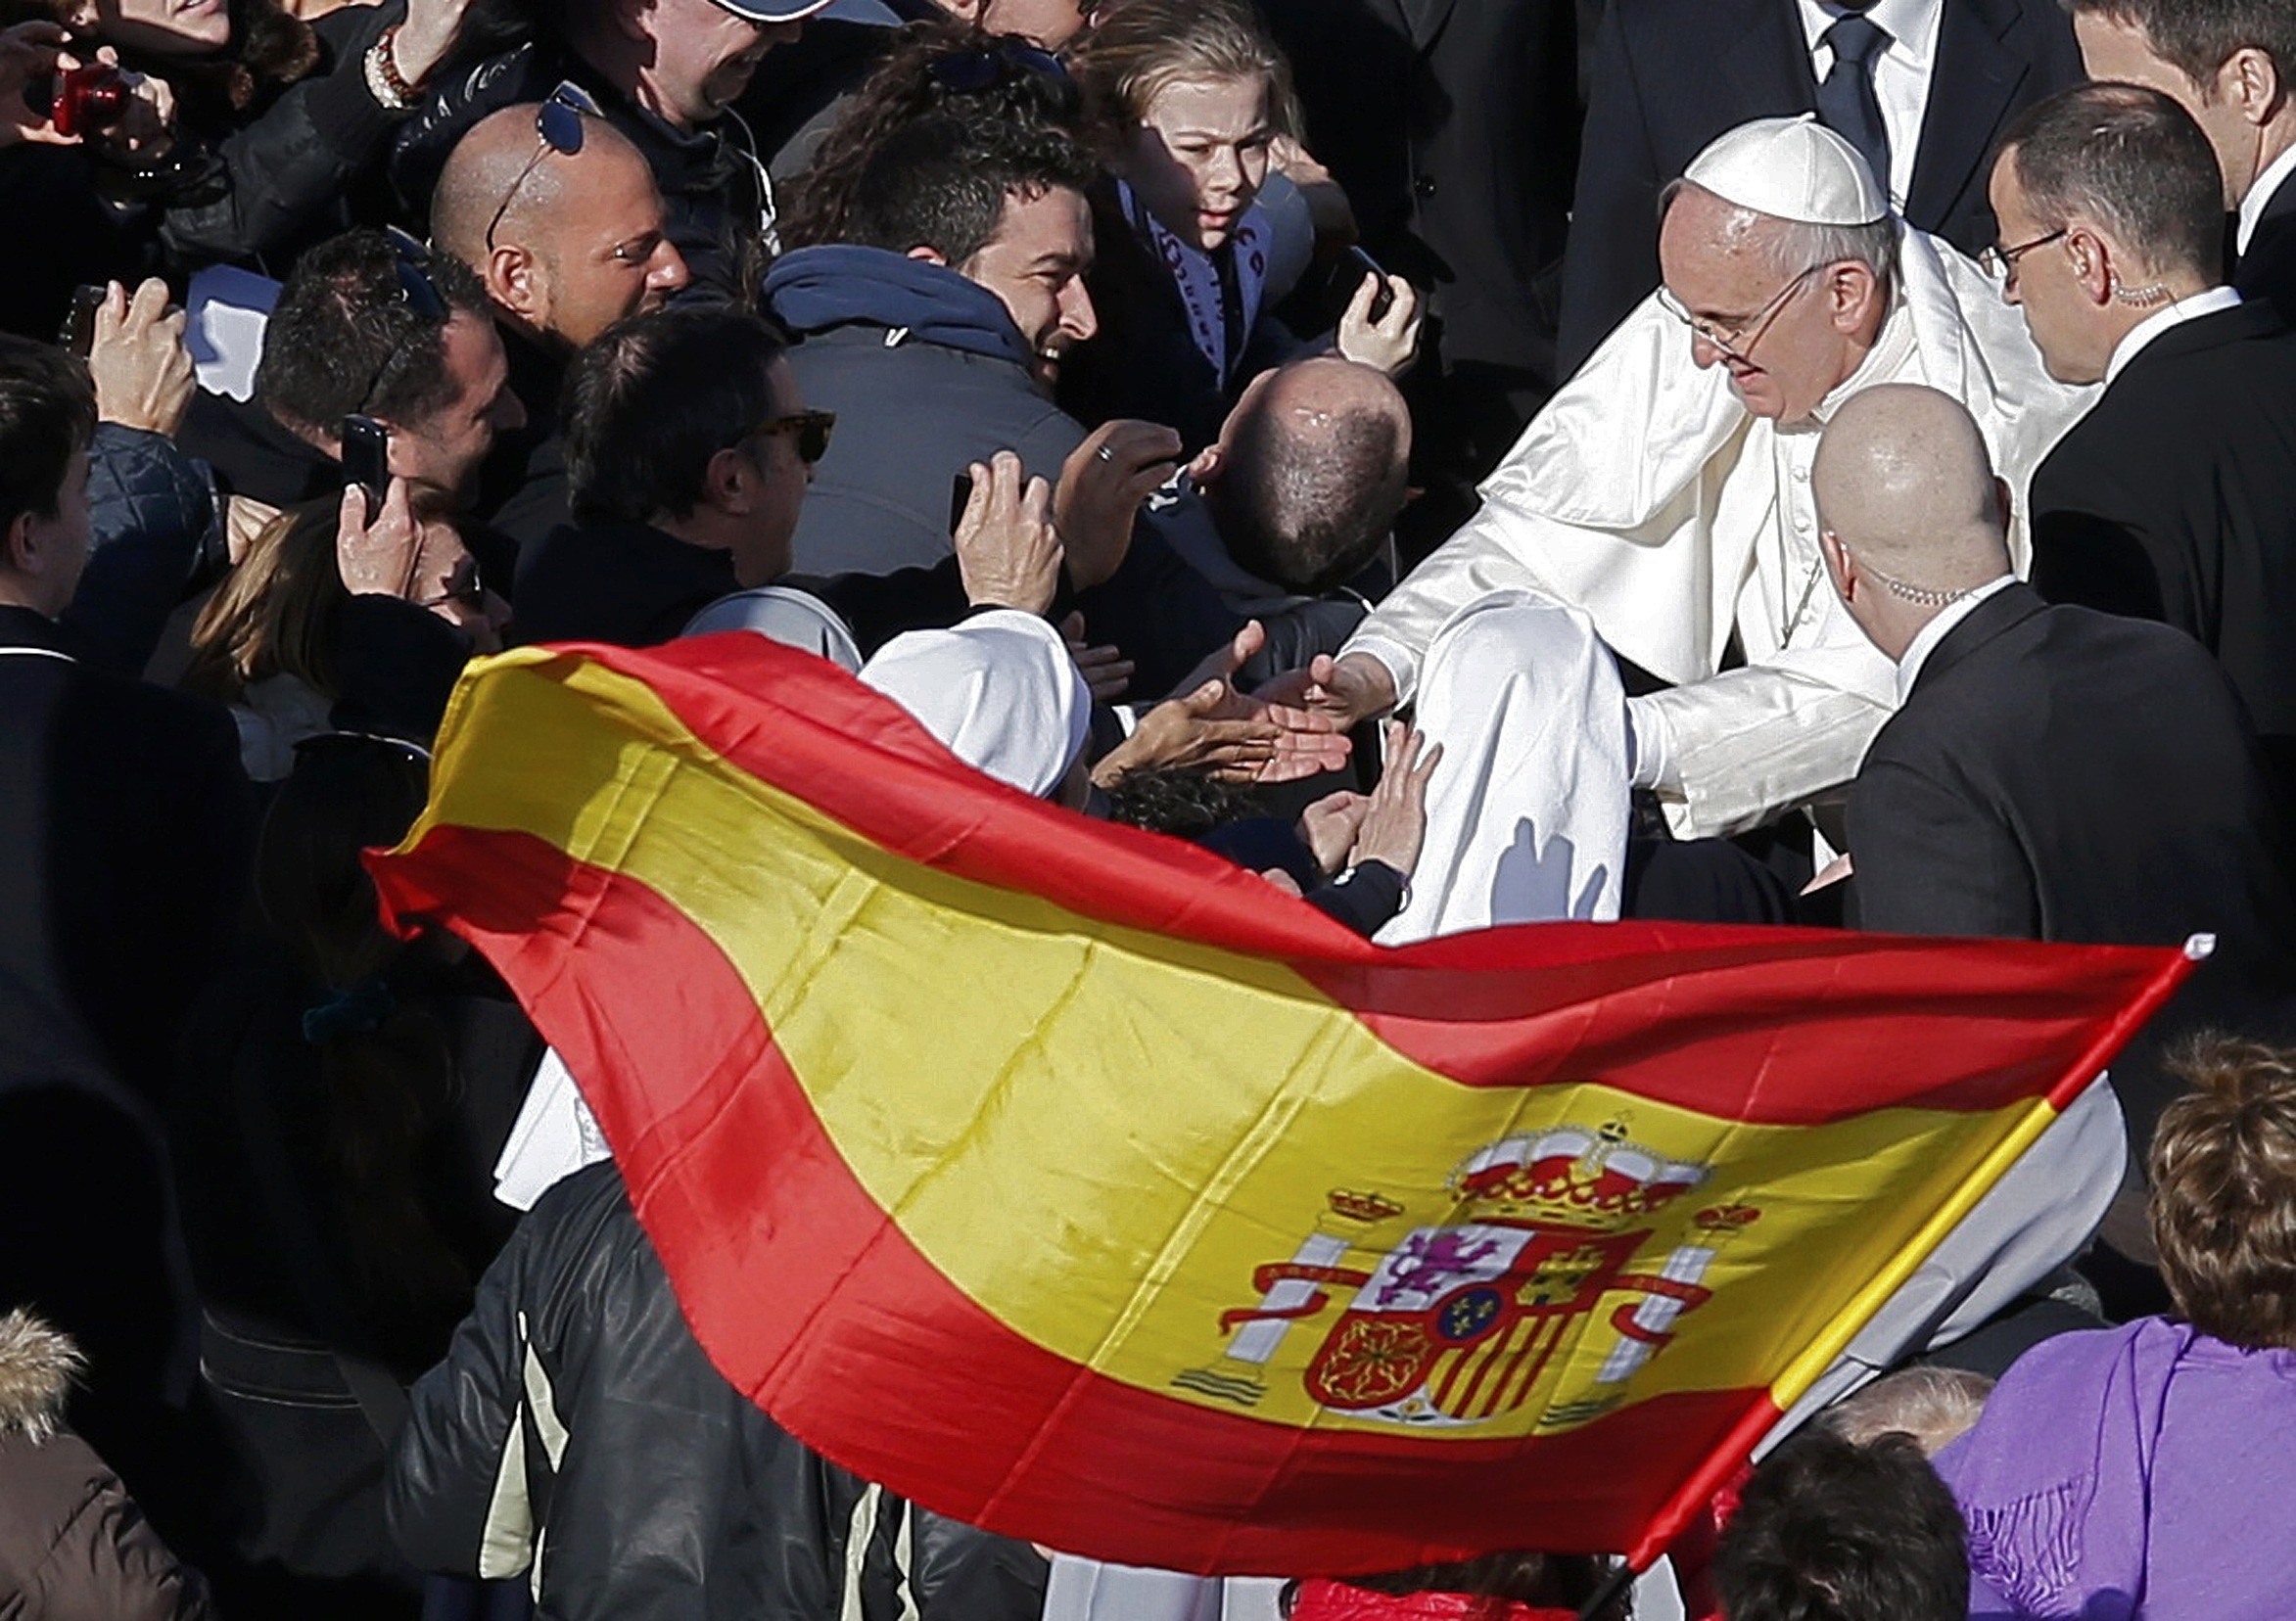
[1348,721,1441,878]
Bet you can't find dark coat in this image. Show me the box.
[388,1161,1046,1621]
[1257,0,1578,406]
[1557,0,2084,376]
[1847,583,2296,1139]
[0,1313,211,1621]
[2028,301,2296,823]
[0,605,253,1109]
[2236,167,2296,328]
[1056,183,1310,452]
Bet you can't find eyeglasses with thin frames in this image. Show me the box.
[735,409,836,466]
[1976,228,2069,284]
[486,82,604,254]
[1656,261,1824,360]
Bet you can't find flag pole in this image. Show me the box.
[1575,1560,1635,1621]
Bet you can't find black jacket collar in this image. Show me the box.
[0,603,71,655]
[2110,297,2286,389]
[1908,580,2047,698]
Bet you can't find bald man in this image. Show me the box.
[1820,384,2296,1145]
[433,100,692,556]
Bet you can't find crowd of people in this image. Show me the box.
[4,0,2296,1615]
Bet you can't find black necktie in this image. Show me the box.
[1815,14,1893,198]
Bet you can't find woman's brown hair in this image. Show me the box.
[2149,1034,2296,1350]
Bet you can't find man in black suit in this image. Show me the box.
[0,335,251,1544]
[1988,83,2296,822]
[2062,0,2296,322]
[0,337,251,1110]
[1818,384,2296,1145]
[1559,0,2084,375]
[1257,0,1580,546]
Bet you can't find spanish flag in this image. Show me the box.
[370,635,2189,1577]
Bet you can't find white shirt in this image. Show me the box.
[2103,285,2244,386]
[1799,0,1945,211]
[1894,574,2016,702]
[2238,139,2296,255]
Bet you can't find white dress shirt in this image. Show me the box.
[2238,139,2296,255]
[1799,0,1945,210]
[2103,285,2244,386]
[1893,574,2016,702]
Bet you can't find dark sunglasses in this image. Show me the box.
[926,40,1067,93]
[486,82,603,253]
[352,227,449,412]
[737,408,836,466]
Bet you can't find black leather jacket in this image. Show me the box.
[387,1161,1045,1621]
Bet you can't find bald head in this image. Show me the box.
[436,104,632,265]
[1815,386,2005,574]
[1815,386,2011,655]
[1210,357,1412,592]
[430,103,688,351]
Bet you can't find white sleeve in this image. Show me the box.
[1631,635,1898,839]
[1340,502,1544,707]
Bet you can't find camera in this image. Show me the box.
[31,65,132,140]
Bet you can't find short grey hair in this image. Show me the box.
[1659,179,1901,289]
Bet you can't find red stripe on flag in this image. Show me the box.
[477,638,2191,1125]
[373,820,1786,1573]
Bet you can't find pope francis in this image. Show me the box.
[1279,116,2094,944]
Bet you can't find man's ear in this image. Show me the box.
[1187,442,1224,486]
[2225,46,2286,126]
[1819,528,1854,599]
[607,0,656,44]
[487,244,543,321]
[906,245,950,267]
[2,510,37,577]
[2066,227,2115,305]
[1826,261,1880,333]
[703,445,756,516]
[1993,475,2014,536]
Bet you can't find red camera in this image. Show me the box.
[42,65,131,139]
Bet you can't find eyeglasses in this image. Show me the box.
[486,82,603,254]
[1976,228,2069,284]
[1656,262,1823,360]
[926,40,1069,92]
[351,227,449,413]
[735,409,836,466]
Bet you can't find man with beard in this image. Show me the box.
[433,99,694,556]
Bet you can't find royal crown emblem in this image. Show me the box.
[1173,1124,1759,1431]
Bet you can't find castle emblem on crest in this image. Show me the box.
[1174,1122,1761,1431]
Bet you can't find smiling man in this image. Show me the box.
[1269,116,2087,912]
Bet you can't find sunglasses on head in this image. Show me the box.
[736,408,836,466]
[352,227,450,413]
[926,40,1068,93]
[486,81,604,254]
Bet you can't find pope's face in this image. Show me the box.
[1659,189,1856,424]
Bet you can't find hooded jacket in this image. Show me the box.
[765,246,1245,695]
[0,1311,212,1621]
[766,246,1087,579]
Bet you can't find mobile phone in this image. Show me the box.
[1345,246,1396,323]
[59,284,107,359]
[949,471,975,535]
[341,415,390,519]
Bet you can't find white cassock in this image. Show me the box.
[1352,225,2093,942]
